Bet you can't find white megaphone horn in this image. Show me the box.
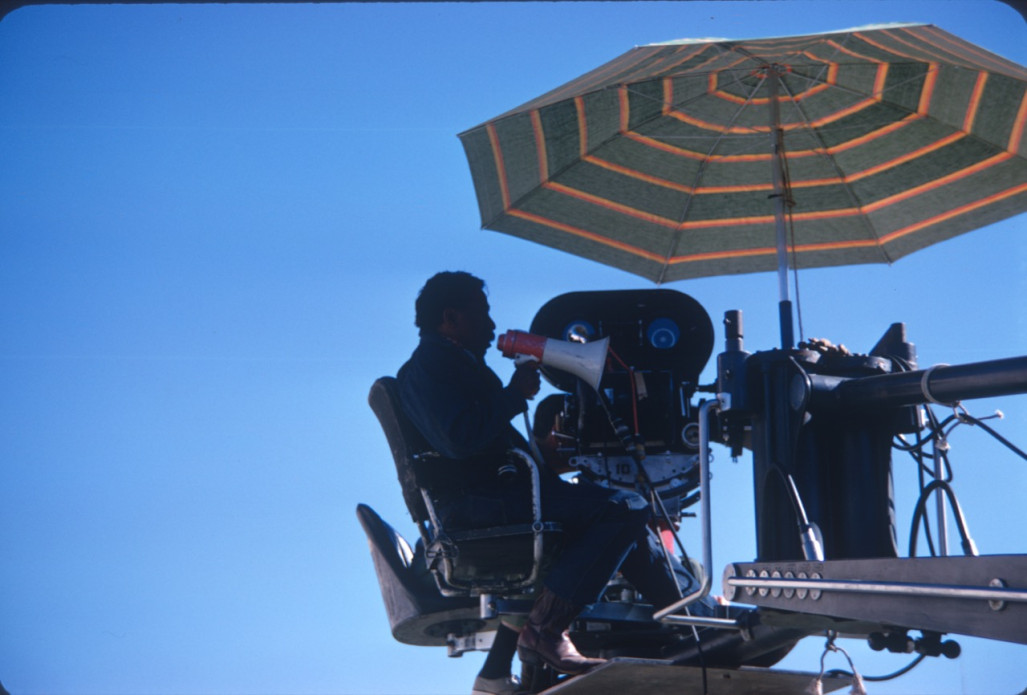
[497,330,609,392]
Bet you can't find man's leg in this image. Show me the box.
[537,479,652,606]
[618,527,695,606]
[618,526,718,616]
[517,480,650,674]
[473,621,525,695]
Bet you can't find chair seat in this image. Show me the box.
[426,522,563,591]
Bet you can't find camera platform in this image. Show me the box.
[537,658,847,695]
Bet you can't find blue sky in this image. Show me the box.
[1,2,1025,693]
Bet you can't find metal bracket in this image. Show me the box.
[446,630,496,657]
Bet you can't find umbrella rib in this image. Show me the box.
[655,68,772,283]
[655,41,736,283]
[734,30,946,134]
[630,42,799,282]
[621,40,777,136]
[595,43,770,284]
[773,71,895,265]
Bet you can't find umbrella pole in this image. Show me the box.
[768,66,795,349]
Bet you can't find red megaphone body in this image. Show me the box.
[497,330,609,392]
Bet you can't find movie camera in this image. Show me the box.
[498,289,714,529]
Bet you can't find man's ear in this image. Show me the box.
[439,307,461,332]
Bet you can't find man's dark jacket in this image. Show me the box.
[396,333,529,491]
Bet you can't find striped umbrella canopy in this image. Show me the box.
[459,24,1027,309]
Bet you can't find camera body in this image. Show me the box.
[528,289,714,510]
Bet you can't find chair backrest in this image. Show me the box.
[368,375,562,597]
[368,376,434,530]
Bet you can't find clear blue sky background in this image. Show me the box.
[1,2,1025,693]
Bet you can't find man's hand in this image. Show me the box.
[509,361,541,400]
[801,337,853,356]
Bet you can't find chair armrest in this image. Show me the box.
[504,448,544,528]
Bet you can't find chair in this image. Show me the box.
[366,376,561,598]
[355,503,485,648]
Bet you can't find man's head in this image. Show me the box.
[415,271,496,357]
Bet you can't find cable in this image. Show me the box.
[827,653,927,682]
[896,399,1027,557]
[909,479,978,557]
[894,404,958,557]
[812,632,866,695]
[957,411,1027,462]
[694,624,709,695]
[765,463,818,553]
[590,343,711,691]
[600,340,639,436]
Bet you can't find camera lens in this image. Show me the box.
[647,318,680,349]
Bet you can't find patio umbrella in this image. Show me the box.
[459,23,1027,346]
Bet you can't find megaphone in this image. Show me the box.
[497,330,609,392]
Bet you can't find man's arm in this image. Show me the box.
[399,343,537,460]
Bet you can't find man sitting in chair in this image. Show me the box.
[396,271,704,693]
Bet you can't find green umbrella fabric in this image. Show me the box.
[459,23,1027,284]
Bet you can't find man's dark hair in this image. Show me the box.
[415,271,486,334]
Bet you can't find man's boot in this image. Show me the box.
[516,588,606,675]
